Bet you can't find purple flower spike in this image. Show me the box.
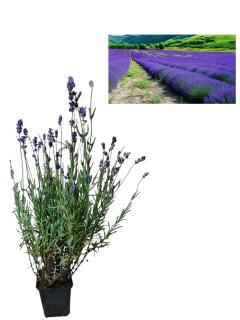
[23,128,28,136]
[72,131,77,143]
[69,101,75,112]
[135,156,146,164]
[67,76,75,92]
[79,106,87,118]
[32,137,38,151]
[58,115,62,125]
[16,119,23,134]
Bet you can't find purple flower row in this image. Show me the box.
[132,52,235,84]
[132,51,236,104]
[109,49,131,91]
[134,58,235,103]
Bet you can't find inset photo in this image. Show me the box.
[108,34,236,104]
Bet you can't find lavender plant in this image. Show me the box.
[11,77,148,288]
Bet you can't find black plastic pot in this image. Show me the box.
[36,279,73,317]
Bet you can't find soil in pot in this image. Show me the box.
[36,277,73,317]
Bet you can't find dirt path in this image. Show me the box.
[109,60,186,104]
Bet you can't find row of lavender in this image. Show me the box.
[109,49,131,91]
[131,50,236,103]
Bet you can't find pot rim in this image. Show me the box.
[36,277,73,290]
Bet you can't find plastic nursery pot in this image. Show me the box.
[36,279,73,317]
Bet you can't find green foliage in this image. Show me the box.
[109,42,165,50]
[108,35,236,51]
[138,43,147,49]
[11,80,148,287]
[155,42,165,49]
[109,34,193,45]
[188,85,214,102]
[164,35,236,52]
[109,43,140,49]
[114,60,145,91]
[133,79,150,89]
[126,69,137,77]
[120,76,128,87]
[143,93,161,103]
[213,73,231,83]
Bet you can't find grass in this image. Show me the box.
[164,35,236,52]
[143,93,161,103]
[119,60,151,90]
[129,60,146,76]
[165,47,235,52]
[108,96,113,103]
[119,60,144,87]
[126,69,137,77]
[133,79,150,89]
[120,76,128,87]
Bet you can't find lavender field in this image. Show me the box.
[109,49,131,91]
[109,49,236,103]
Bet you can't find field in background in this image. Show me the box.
[108,34,236,104]
[109,34,236,52]
[163,35,236,52]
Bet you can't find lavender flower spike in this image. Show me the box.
[32,137,38,151]
[79,106,87,117]
[109,136,117,152]
[23,128,28,136]
[58,115,63,125]
[67,76,75,92]
[16,119,23,134]
[72,132,77,143]
[135,156,146,164]
[142,172,149,179]
[69,102,75,112]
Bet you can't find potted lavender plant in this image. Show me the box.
[10,77,148,317]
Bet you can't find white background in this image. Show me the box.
[0,0,239,319]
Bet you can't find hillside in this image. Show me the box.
[109,34,193,45]
[164,34,236,51]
